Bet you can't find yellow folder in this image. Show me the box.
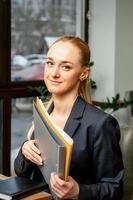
[34,97,73,181]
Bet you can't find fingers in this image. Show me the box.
[22,140,43,165]
[50,173,66,198]
[50,173,79,199]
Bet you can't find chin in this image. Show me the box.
[48,88,63,95]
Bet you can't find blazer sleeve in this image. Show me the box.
[14,143,44,181]
[78,115,124,200]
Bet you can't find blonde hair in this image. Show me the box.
[50,36,92,104]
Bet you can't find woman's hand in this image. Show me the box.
[50,173,79,199]
[22,140,43,166]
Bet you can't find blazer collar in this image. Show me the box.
[64,96,86,138]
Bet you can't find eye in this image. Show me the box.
[62,65,72,71]
[46,61,54,67]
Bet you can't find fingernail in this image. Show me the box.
[51,172,54,176]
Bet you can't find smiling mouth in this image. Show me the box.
[49,79,62,84]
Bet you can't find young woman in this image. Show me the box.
[14,36,124,200]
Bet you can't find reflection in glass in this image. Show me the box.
[11,0,76,81]
[11,97,33,174]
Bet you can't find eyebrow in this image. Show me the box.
[46,57,73,64]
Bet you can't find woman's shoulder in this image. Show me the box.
[81,97,118,124]
[82,99,121,139]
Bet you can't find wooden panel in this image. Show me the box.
[0,0,10,86]
[21,192,52,200]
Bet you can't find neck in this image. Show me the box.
[49,93,78,129]
[52,93,78,116]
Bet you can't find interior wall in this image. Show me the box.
[115,0,133,97]
[89,0,116,101]
[89,0,133,101]
[89,0,133,125]
[114,0,133,125]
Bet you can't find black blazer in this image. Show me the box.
[14,96,124,200]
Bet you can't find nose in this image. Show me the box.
[51,65,60,77]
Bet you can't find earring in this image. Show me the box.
[80,77,84,81]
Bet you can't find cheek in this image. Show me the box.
[68,72,81,82]
[44,67,49,78]
[44,69,49,85]
[65,74,80,88]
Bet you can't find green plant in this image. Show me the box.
[99,93,133,113]
[89,61,97,89]
[28,85,49,101]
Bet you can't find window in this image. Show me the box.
[11,0,87,82]
[0,0,89,175]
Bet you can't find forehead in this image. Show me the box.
[47,41,80,61]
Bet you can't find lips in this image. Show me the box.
[49,79,62,84]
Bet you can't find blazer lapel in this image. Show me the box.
[64,96,86,138]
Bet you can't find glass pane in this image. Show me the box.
[11,0,77,82]
[0,99,3,172]
[11,97,33,174]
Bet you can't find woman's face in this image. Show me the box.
[44,41,88,97]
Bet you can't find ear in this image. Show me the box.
[80,67,90,81]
